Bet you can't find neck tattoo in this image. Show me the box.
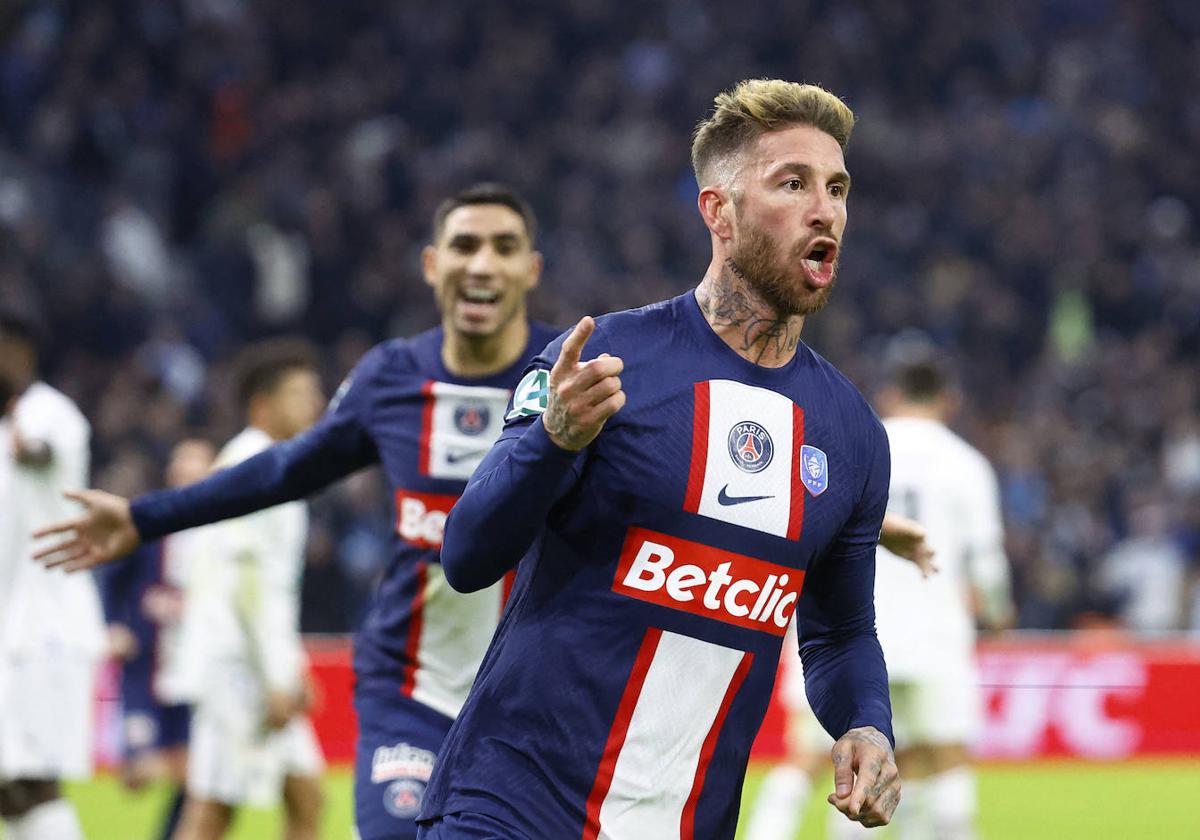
[697,260,801,364]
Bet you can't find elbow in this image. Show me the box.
[438,528,488,594]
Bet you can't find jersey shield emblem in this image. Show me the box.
[800,445,828,496]
[506,369,550,420]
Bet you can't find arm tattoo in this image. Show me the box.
[544,392,584,450]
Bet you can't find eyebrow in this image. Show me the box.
[772,161,852,191]
[445,231,526,246]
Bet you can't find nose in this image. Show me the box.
[806,188,836,231]
[467,244,500,277]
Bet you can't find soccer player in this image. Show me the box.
[418,79,900,839]
[743,513,933,840]
[745,348,1011,840]
[866,348,1013,840]
[172,339,326,840]
[0,307,104,840]
[34,184,559,840]
[97,437,215,840]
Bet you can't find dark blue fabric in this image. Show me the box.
[354,687,454,840]
[425,292,892,839]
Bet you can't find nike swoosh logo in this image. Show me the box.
[446,448,489,464]
[717,485,775,506]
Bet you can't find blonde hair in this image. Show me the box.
[691,79,856,188]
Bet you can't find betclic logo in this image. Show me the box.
[613,527,804,636]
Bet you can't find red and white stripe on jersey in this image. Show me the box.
[583,628,753,840]
[418,381,512,480]
[684,380,805,540]
[613,527,803,636]
[399,561,508,719]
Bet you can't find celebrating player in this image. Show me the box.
[97,436,215,840]
[172,340,326,840]
[33,184,558,840]
[419,79,900,839]
[0,308,105,840]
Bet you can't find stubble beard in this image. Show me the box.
[729,223,837,318]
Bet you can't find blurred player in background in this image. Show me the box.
[97,437,216,840]
[745,343,1013,840]
[35,184,559,840]
[0,308,104,840]
[172,339,326,840]
[419,79,900,839]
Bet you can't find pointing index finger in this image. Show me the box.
[555,316,595,372]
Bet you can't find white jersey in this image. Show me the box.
[177,427,309,700]
[873,416,1009,681]
[0,382,104,656]
[153,527,209,703]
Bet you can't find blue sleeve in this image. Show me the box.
[131,347,386,541]
[95,545,150,625]
[439,332,590,593]
[797,417,894,747]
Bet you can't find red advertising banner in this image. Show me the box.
[97,633,1200,767]
[751,634,1200,762]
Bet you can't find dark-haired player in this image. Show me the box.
[34,185,559,840]
[173,338,325,840]
[0,307,102,840]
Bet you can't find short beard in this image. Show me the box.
[728,223,836,317]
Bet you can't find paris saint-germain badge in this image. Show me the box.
[800,445,829,496]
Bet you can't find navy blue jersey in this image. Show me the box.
[422,292,891,840]
[97,539,185,704]
[131,323,560,719]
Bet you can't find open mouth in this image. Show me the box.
[459,287,500,305]
[800,240,838,287]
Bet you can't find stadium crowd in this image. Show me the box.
[1,0,1197,632]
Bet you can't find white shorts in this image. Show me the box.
[888,666,981,751]
[186,665,324,806]
[0,651,99,781]
[780,632,979,752]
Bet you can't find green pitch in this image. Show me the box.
[34,759,1200,839]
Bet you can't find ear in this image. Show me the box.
[524,250,544,291]
[697,186,735,241]
[421,244,438,288]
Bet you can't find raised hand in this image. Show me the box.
[827,726,901,828]
[543,316,625,451]
[31,488,141,571]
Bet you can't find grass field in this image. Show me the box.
[32,759,1198,839]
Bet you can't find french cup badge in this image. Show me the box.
[799,445,829,496]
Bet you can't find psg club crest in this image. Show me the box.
[453,402,490,436]
[383,778,425,819]
[800,445,829,496]
[727,421,774,473]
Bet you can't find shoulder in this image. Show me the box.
[215,427,271,468]
[17,382,89,434]
[804,346,886,440]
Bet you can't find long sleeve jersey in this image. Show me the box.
[421,291,893,840]
[131,323,560,718]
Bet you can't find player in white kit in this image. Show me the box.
[0,309,104,840]
[173,339,326,840]
[745,347,1012,840]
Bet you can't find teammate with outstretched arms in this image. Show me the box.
[34,184,558,840]
[417,80,900,839]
